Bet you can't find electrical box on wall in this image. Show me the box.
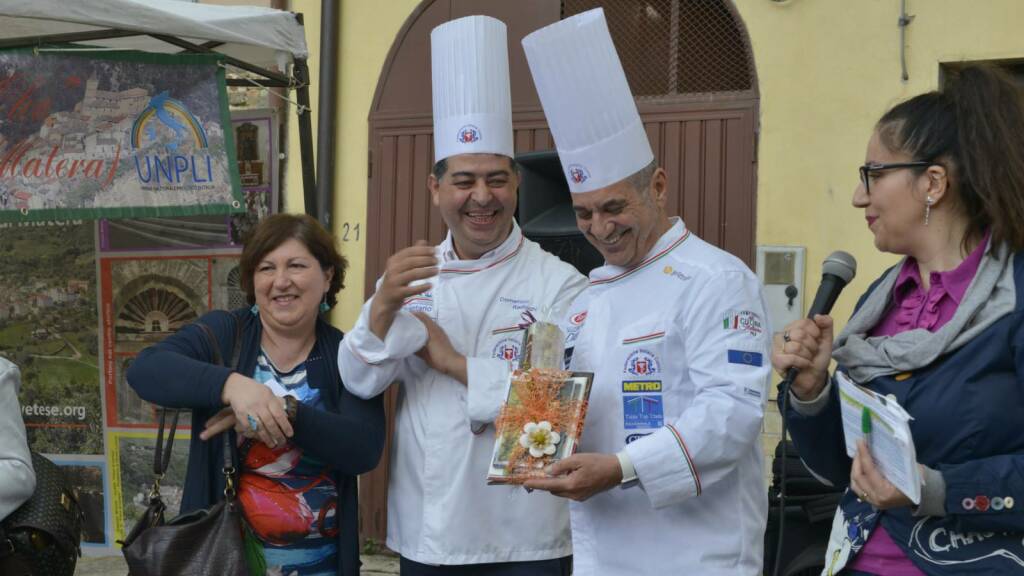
[756,246,806,336]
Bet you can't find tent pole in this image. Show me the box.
[294,57,318,219]
[316,0,340,229]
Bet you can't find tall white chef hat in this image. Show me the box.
[522,8,653,193]
[431,15,514,164]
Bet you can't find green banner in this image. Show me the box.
[0,50,243,222]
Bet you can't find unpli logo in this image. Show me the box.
[568,164,589,184]
[457,125,481,144]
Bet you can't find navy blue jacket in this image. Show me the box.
[782,253,1024,575]
[127,308,385,576]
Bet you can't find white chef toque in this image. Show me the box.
[431,15,514,164]
[522,8,653,193]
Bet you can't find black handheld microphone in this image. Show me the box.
[772,250,856,576]
[806,251,858,323]
[780,250,857,387]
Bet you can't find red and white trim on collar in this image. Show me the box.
[439,232,524,276]
[589,229,691,286]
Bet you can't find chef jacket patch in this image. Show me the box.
[723,310,764,337]
[727,349,763,367]
[492,337,521,362]
[622,380,664,430]
[623,349,660,376]
[570,310,588,326]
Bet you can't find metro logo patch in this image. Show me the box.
[623,349,660,376]
[723,310,764,337]
[622,380,662,393]
[571,310,588,325]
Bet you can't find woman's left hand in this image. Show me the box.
[850,440,913,509]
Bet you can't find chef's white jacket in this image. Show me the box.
[554,218,771,575]
[338,223,586,565]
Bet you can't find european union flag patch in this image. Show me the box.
[728,350,763,367]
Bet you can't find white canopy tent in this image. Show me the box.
[0,0,321,219]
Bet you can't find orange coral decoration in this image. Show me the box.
[492,368,590,483]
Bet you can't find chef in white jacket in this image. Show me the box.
[337,15,585,576]
[518,9,771,576]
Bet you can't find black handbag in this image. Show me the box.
[0,451,83,576]
[120,320,249,576]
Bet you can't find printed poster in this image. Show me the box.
[109,431,190,543]
[0,50,243,222]
[100,254,242,428]
[96,108,280,251]
[0,220,102,454]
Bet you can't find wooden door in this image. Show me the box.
[362,0,758,545]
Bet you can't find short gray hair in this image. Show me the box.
[625,159,658,195]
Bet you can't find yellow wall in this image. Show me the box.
[733,0,1023,463]
[284,0,421,329]
[737,0,1022,324]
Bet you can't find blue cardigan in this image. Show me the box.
[782,253,1024,575]
[127,308,385,576]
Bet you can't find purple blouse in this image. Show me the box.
[849,236,988,575]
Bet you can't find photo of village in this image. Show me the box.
[101,254,242,427]
[0,220,102,454]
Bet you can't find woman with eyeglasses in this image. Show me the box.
[771,65,1024,575]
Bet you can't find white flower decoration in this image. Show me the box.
[519,421,561,458]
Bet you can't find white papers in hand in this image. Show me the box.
[836,371,922,504]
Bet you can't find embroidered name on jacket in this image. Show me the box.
[402,290,433,314]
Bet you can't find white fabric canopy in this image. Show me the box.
[0,0,308,71]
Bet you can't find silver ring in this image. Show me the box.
[247,414,259,432]
[783,331,791,343]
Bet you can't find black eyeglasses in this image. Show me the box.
[858,161,933,195]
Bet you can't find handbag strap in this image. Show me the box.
[151,313,243,498]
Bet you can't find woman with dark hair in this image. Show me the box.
[772,65,1024,575]
[129,213,385,576]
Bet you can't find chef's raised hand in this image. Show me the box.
[370,240,438,340]
[523,453,622,501]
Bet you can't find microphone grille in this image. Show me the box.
[822,250,857,283]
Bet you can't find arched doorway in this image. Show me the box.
[363,0,759,544]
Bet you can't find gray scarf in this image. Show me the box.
[832,240,1016,383]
